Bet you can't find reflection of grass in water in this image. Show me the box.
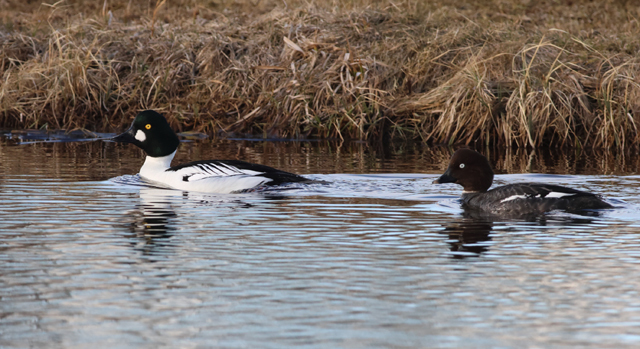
[4,129,113,144]
[1,0,640,149]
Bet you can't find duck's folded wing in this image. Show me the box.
[163,161,272,193]
[490,183,602,204]
[168,159,308,185]
[169,161,266,182]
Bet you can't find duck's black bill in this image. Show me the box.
[112,128,136,143]
[433,169,456,184]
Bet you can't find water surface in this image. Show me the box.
[2,137,640,348]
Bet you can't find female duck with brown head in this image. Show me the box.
[434,149,612,216]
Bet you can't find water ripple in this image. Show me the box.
[3,141,640,348]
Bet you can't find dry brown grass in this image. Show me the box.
[2,0,640,149]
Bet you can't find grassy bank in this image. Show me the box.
[1,0,640,149]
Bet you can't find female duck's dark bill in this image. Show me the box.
[433,169,456,184]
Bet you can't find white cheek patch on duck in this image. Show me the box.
[545,192,576,198]
[135,129,146,142]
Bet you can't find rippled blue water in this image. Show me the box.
[2,139,640,348]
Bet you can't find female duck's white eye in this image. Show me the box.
[459,163,465,169]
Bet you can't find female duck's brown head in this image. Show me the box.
[433,148,494,193]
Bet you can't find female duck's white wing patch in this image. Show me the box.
[545,192,576,198]
[500,194,528,203]
[500,191,576,203]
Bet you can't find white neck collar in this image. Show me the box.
[140,150,176,173]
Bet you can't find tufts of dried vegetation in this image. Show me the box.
[2,0,640,149]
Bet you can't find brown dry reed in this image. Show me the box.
[1,0,640,149]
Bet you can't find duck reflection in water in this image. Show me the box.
[126,189,179,257]
[441,216,493,259]
[123,187,292,258]
[441,210,602,259]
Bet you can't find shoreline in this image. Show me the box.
[1,0,639,149]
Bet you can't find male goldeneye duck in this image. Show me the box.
[433,148,612,215]
[112,110,309,193]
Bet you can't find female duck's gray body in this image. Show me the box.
[113,110,309,193]
[434,148,612,216]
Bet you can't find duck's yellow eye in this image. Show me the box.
[145,124,151,130]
